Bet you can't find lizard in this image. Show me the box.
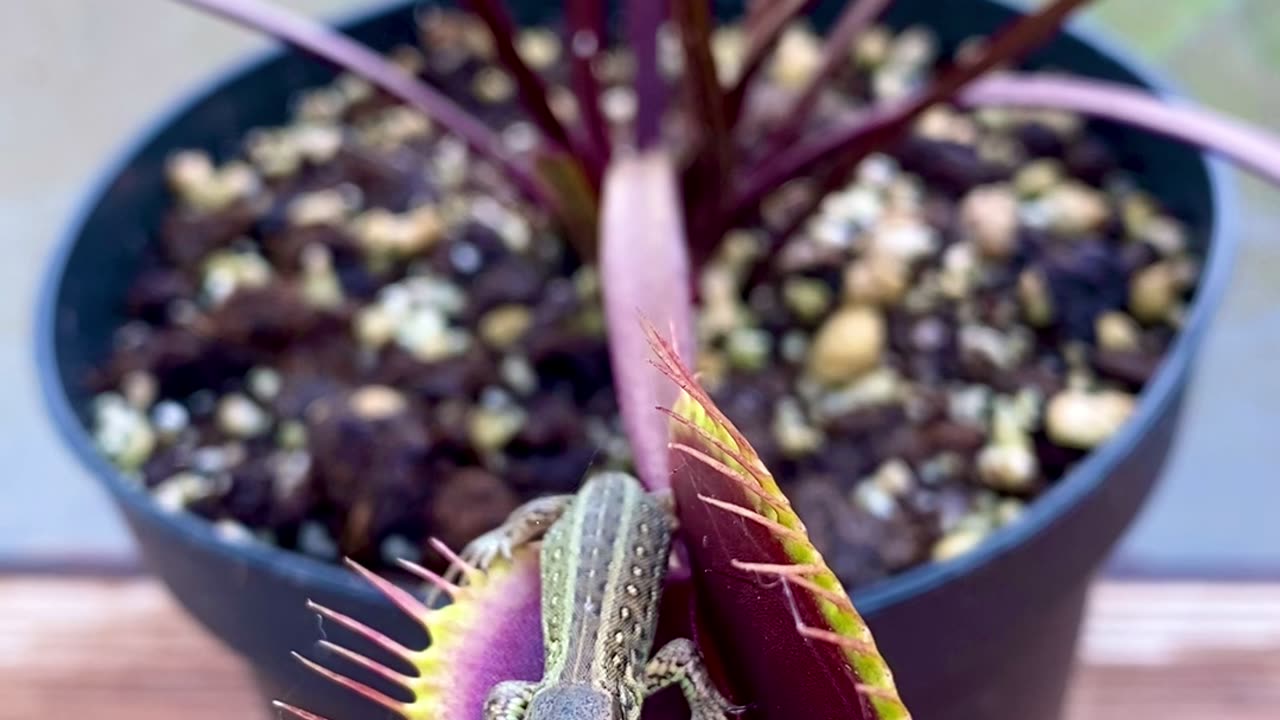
[455,470,740,720]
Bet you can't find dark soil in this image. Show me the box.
[87,11,1200,591]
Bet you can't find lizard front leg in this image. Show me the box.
[643,638,739,719]
[460,494,575,570]
[483,680,538,720]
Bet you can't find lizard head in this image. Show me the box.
[526,684,629,720]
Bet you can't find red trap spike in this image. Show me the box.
[698,493,807,543]
[428,537,482,581]
[318,639,416,688]
[344,558,433,619]
[397,556,463,600]
[292,651,410,718]
[271,700,333,720]
[305,600,415,662]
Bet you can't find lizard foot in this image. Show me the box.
[460,527,516,572]
[483,680,538,720]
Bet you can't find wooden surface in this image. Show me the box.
[2,576,1279,720]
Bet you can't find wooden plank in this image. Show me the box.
[1,576,1278,719]
[0,577,265,720]
[1068,582,1280,720]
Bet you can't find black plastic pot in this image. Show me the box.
[39,1,1238,719]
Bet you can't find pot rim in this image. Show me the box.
[36,0,1241,613]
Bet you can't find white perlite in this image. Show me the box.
[93,394,156,471]
[358,274,473,362]
[151,400,190,440]
[201,249,272,306]
[807,306,886,384]
[153,472,219,513]
[1045,388,1136,450]
[216,394,272,439]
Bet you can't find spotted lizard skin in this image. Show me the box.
[464,471,735,720]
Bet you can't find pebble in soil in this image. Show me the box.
[88,12,1199,591]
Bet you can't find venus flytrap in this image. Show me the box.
[271,149,912,720]
[650,322,911,720]
[275,319,913,720]
[275,546,545,720]
[164,1,1280,719]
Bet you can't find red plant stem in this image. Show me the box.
[674,0,732,266]
[174,0,546,202]
[674,0,731,197]
[765,0,892,151]
[729,101,894,225]
[727,0,1095,223]
[724,0,814,126]
[963,73,1280,187]
[461,0,583,158]
[629,0,670,149]
[766,137,878,248]
[742,0,769,25]
[566,0,612,175]
[600,151,696,491]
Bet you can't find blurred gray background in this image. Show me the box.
[3,0,1276,575]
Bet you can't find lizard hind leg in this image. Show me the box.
[642,639,742,720]
[483,680,539,720]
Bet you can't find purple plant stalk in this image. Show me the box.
[723,0,814,125]
[600,150,696,491]
[173,0,547,202]
[673,0,732,241]
[629,0,671,149]
[460,0,581,157]
[674,0,730,183]
[962,72,1280,186]
[566,0,612,177]
[763,0,893,152]
[726,0,1096,235]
